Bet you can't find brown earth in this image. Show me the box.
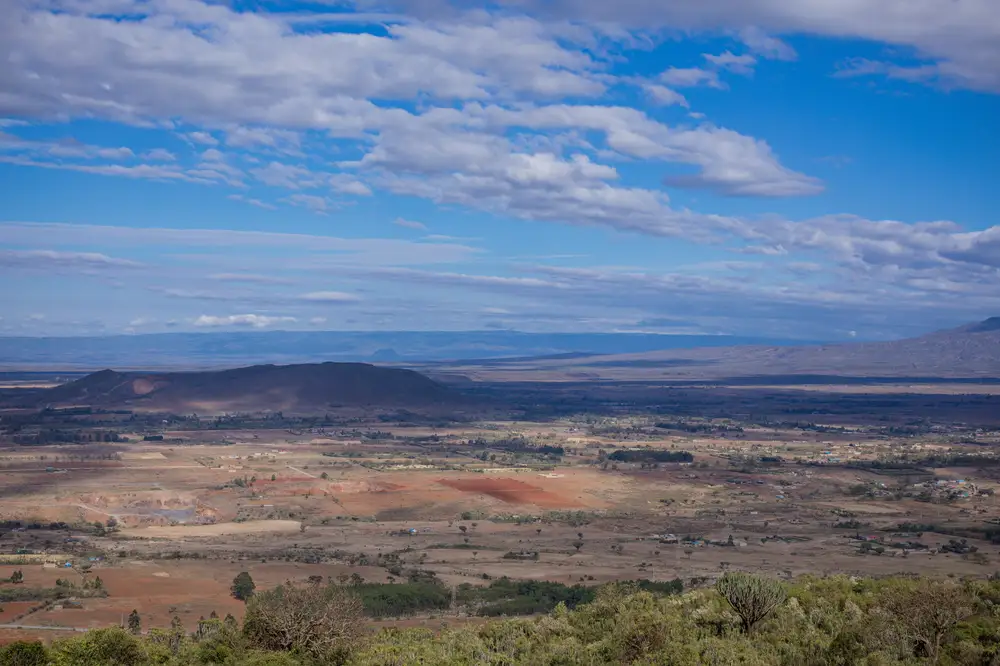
[436,477,578,508]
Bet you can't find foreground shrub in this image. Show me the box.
[49,627,161,666]
[0,641,48,666]
[243,581,365,663]
[34,574,1000,665]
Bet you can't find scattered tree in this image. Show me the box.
[231,571,256,601]
[127,610,141,635]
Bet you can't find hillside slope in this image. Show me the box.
[28,362,459,412]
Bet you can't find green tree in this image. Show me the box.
[232,571,257,601]
[127,609,141,635]
[10,569,24,584]
[716,572,786,633]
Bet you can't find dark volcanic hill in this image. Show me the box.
[27,362,459,413]
[431,317,1000,382]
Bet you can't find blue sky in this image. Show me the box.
[1,0,998,340]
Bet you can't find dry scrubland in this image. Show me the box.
[4,387,1000,649]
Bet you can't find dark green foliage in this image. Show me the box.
[607,449,693,463]
[352,581,452,617]
[453,577,683,617]
[457,577,596,616]
[633,578,684,595]
[232,571,256,601]
[128,608,142,634]
[0,641,48,666]
[30,574,1000,666]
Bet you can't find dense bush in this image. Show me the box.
[607,449,694,463]
[14,575,1000,665]
[353,581,452,618]
[457,577,596,616]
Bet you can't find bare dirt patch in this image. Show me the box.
[0,601,41,624]
[437,477,577,508]
[120,520,302,538]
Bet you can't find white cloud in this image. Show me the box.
[0,249,141,270]
[225,126,301,153]
[703,51,757,75]
[1,3,605,131]
[186,132,218,146]
[329,174,372,196]
[142,148,176,161]
[478,104,822,197]
[393,217,428,230]
[659,67,725,89]
[251,162,313,189]
[298,291,361,303]
[0,222,480,265]
[193,314,297,328]
[227,194,277,210]
[208,273,294,285]
[283,193,333,213]
[408,0,1000,93]
[641,84,689,107]
[738,27,797,61]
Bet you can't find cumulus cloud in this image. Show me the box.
[192,314,297,328]
[383,0,1000,93]
[0,0,821,207]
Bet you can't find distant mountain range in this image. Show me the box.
[16,363,458,413]
[0,330,815,370]
[422,318,1000,382]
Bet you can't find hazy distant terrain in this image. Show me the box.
[0,330,815,369]
[420,318,1000,382]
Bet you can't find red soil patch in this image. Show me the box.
[0,601,41,623]
[436,478,575,508]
